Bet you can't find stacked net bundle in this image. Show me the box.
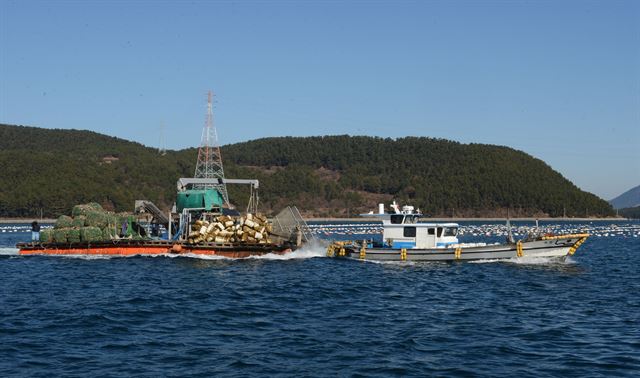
[55,215,73,229]
[71,202,104,217]
[85,211,109,228]
[80,227,103,242]
[39,229,53,243]
[44,203,145,243]
[53,229,69,243]
[72,216,86,228]
[67,229,81,243]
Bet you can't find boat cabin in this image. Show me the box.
[363,202,459,249]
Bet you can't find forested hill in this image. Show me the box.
[0,124,614,218]
[0,124,193,218]
[221,136,613,217]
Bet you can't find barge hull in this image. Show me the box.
[17,240,295,258]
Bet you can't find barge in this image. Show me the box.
[17,178,311,258]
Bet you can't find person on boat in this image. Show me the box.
[120,219,128,237]
[31,221,40,242]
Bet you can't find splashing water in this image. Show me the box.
[1,220,638,376]
[0,247,18,256]
[506,256,573,265]
[246,239,328,260]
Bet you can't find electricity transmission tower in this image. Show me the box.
[193,91,230,206]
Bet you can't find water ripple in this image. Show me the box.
[1,221,639,376]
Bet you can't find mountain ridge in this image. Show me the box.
[0,124,614,218]
[609,185,640,209]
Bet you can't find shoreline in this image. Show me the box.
[1,217,630,224]
[308,217,630,222]
[0,218,57,224]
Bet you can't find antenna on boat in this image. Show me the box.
[390,200,400,214]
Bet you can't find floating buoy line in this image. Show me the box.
[2,222,639,239]
[306,222,640,239]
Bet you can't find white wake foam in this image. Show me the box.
[170,239,329,261]
[60,254,121,260]
[365,259,418,266]
[0,248,19,256]
[469,256,573,265]
[506,256,570,265]
[173,253,229,260]
[469,258,506,264]
[246,239,328,260]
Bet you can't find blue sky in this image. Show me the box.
[1,0,638,200]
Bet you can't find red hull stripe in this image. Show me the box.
[19,246,292,258]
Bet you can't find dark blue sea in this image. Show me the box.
[1,221,639,377]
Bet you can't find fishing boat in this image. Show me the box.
[326,202,589,262]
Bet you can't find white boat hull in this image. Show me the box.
[327,234,589,262]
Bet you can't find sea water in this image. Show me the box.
[1,221,638,376]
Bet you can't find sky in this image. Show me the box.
[1,0,638,200]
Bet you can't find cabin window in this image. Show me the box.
[390,215,404,224]
[405,215,415,224]
[403,227,416,237]
[437,227,443,237]
[428,228,435,235]
[444,227,458,237]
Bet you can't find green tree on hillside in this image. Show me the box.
[0,124,614,218]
